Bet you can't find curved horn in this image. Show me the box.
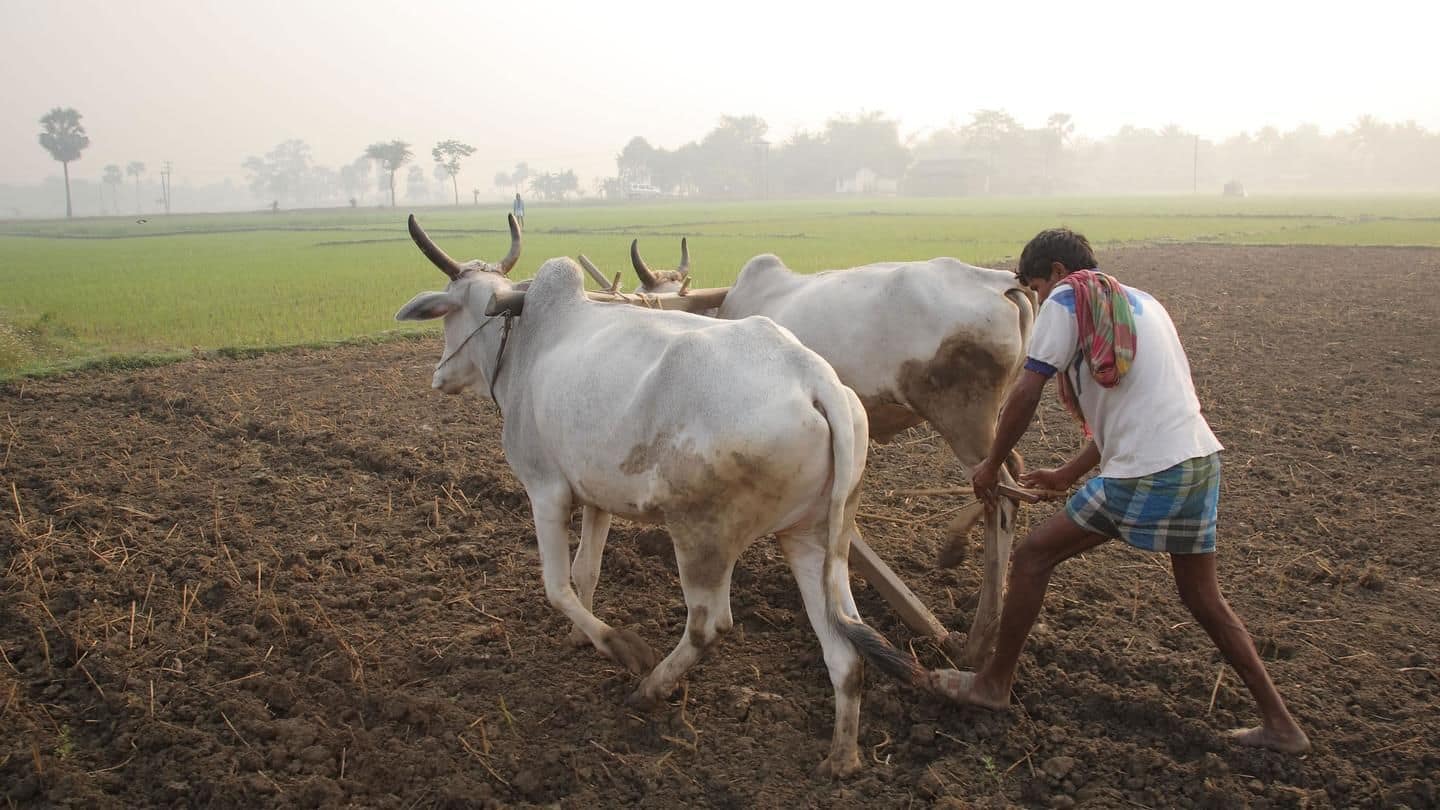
[677,237,690,278]
[408,214,466,280]
[630,239,659,289]
[498,213,522,274]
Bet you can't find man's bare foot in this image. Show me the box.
[1227,725,1311,754]
[925,669,1010,710]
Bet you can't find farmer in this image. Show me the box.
[934,227,1310,754]
[513,192,526,229]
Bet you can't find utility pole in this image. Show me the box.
[160,161,173,214]
[1192,136,1199,194]
[753,138,770,199]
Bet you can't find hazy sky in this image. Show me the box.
[4,0,1437,194]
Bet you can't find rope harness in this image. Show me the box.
[433,312,517,418]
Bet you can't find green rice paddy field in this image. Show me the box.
[2,195,1437,377]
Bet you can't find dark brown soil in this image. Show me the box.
[2,244,1437,809]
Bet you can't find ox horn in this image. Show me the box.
[498,213,522,274]
[408,214,467,280]
[677,237,690,278]
[408,213,523,279]
[630,239,660,289]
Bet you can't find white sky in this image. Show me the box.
[3,0,1437,192]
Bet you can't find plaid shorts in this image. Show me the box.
[1065,453,1221,554]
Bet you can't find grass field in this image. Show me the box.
[2,195,1437,377]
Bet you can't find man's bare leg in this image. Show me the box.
[1170,552,1311,754]
[930,511,1109,707]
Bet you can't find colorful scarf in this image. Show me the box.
[1057,269,1136,435]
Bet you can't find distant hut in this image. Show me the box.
[1222,181,1247,198]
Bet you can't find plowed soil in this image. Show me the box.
[2,245,1437,809]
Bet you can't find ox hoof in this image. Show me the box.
[937,502,985,568]
[624,686,665,712]
[603,627,659,676]
[935,539,969,568]
[813,751,863,780]
[939,631,968,665]
[567,626,590,648]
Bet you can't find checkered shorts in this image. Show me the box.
[1065,453,1221,554]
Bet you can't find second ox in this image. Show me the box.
[618,240,1035,664]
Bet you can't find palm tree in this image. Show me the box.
[431,140,476,205]
[38,107,91,218]
[963,109,1019,194]
[364,140,413,207]
[509,162,531,194]
[1350,115,1389,181]
[126,161,146,214]
[1046,113,1074,146]
[102,164,124,214]
[1045,113,1075,191]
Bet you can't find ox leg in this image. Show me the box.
[629,532,737,709]
[778,527,864,779]
[568,505,613,647]
[532,495,657,676]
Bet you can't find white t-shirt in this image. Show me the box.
[1025,280,1223,478]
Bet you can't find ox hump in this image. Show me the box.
[522,258,588,311]
[736,253,790,280]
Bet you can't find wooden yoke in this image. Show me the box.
[585,287,730,314]
[577,254,729,314]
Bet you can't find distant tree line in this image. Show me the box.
[21,104,1440,219]
[610,111,1440,197]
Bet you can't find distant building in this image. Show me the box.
[835,168,898,195]
[902,158,987,197]
[626,182,662,200]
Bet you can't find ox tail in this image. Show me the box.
[1004,284,1037,351]
[1000,285,1038,480]
[813,384,930,689]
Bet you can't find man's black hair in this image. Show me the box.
[1017,228,1098,282]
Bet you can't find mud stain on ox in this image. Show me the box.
[620,428,681,476]
[685,604,713,648]
[857,394,924,444]
[892,329,1017,467]
[625,430,798,542]
[897,330,1012,410]
[859,332,1015,445]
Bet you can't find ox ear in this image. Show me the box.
[395,291,462,321]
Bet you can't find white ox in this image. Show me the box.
[396,216,937,777]
[626,241,1035,664]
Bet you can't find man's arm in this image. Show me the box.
[971,369,1048,503]
[1059,440,1100,482]
[1023,439,1100,493]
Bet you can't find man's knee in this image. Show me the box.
[1172,557,1224,615]
[1010,537,1056,579]
[1012,516,1103,578]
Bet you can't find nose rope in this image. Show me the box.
[432,313,516,418]
[488,314,516,416]
[435,318,494,371]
